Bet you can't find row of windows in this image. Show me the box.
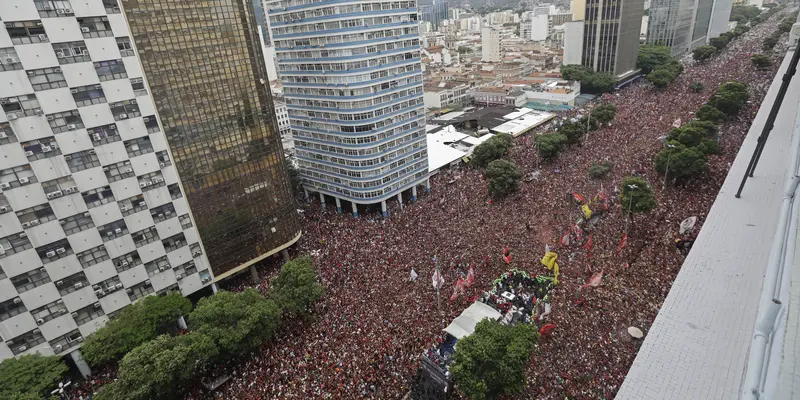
[274,26,418,48]
[282,74,422,98]
[272,13,417,37]
[287,85,422,110]
[270,2,416,24]
[278,52,418,73]
[276,39,419,60]
[283,63,420,85]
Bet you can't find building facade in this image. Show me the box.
[646,0,696,55]
[707,0,734,39]
[582,0,645,77]
[563,20,585,64]
[481,27,502,62]
[0,0,300,368]
[267,0,429,216]
[689,0,715,48]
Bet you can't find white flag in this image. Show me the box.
[410,268,418,281]
[432,269,445,290]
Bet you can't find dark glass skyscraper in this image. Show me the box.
[582,0,645,77]
[120,0,301,279]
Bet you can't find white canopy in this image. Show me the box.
[443,301,503,339]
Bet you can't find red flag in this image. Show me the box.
[503,246,510,256]
[583,235,593,252]
[615,234,628,256]
[582,271,603,288]
[503,254,512,264]
[572,192,584,203]
[467,265,475,286]
[450,278,466,301]
[539,323,557,336]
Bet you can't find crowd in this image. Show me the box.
[203,12,788,400]
[61,10,791,400]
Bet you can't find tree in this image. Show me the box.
[457,46,473,54]
[270,256,325,316]
[471,133,513,167]
[683,120,718,137]
[584,72,616,94]
[589,160,614,179]
[559,64,593,81]
[667,126,708,148]
[82,293,192,367]
[0,354,67,399]
[712,91,748,116]
[558,121,587,143]
[763,35,779,50]
[647,68,675,89]
[692,45,716,61]
[779,18,794,33]
[579,115,599,131]
[695,104,726,124]
[733,25,750,37]
[654,142,708,181]
[451,320,538,400]
[690,82,705,92]
[189,289,281,359]
[619,176,656,214]
[286,162,304,196]
[637,45,673,74]
[94,333,218,400]
[485,159,523,197]
[751,54,772,69]
[709,35,729,50]
[592,103,617,124]
[534,133,567,159]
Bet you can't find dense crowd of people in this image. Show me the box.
[64,10,791,400]
[204,12,787,400]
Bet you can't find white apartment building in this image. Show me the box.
[423,81,470,109]
[481,27,502,62]
[0,0,216,373]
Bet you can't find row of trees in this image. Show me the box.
[637,45,684,89]
[471,133,524,197]
[764,15,797,50]
[559,65,616,94]
[535,103,616,160]
[653,81,748,183]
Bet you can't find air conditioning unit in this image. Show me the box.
[124,167,133,173]
[153,177,164,183]
[89,149,95,154]
[120,205,129,211]
[114,228,122,234]
[39,267,46,273]
[157,213,163,218]
[41,146,52,152]
[38,34,48,41]
[0,206,7,213]
[34,109,44,115]
[56,247,65,254]
[121,261,129,267]
[83,212,91,218]
[158,266,167,271]
[125,288,132,293]
[36,318,44,325]
[106,231,113,237]
[118,113,128,120]
[17,346,27,353]
[63,8,72,14]
[59,220,66,225]
[0,182,10,189]
[33,328,40,334]
[65,187,77,194]
[66,124,77,130]
[56,280,63,286]
[54,344,63,352]
[70,312,77,318]
[176,274,183,280]
[74,282,83,289]
[102,166,109,171]
[139,182,147,188]
[80,27,90,33]
[21,222,32,228]
[94,302,101,308]
[159,162,165,168]
[46,115,55,121]
[24,151,34,157]
[108,125,116,130]
[19,232,27,238]
[19,177,29,184]
[57,52,66,59]
[13,298,21,304]
[138,201,146,207]
[193,251,202,257]
[76,336,84,342]
[7,113,17,120]
[145,280,150,285]
[164,210,172,216]
[27,70,36,76]
[54,67,62,73]
[115,283,123,290]
[47,190,63,199]
[56,9,65,14]
[93,134,102,141]
[143,117,150,122]
[94,84,102,89]
[70,88,78,93]
[46,250,56,257]
[202,277,210,283]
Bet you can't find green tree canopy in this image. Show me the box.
[619,176,656,214]
[763,34,779,50]
[485,159,523,198]
[189,289,281,359]
[690,82,705,92]
[0,354,67,399]
[94,333,218,400]
[592,103,617,124]
[589,160,614,179]
[683,120,718,137]
[583,72,617,94]
[711,83,749,116]
[270,256,325,316]
[535,133,567,159]
[82,293,192,367]
[647,68,675,89]
[751,54,772,69]
[558,121,587,143]
[559,64,593,81]
[709,35,730,50]
[637,45,673,74]
[695,104,727,124]
[654,142,708,181]
[692,45,716,61]
[471,133,513,167]
[667,126,709,148]
[451,320,539,400]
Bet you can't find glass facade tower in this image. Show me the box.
[582,0,645,77]
[120,0,301,279]
[646,0,696,55]
[266,0,429,213]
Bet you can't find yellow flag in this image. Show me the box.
[582,204,593,219]
[541,252,560,284]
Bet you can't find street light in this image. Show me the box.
[625,184,638,233]
[51,380,71,400]
[663,143,676,189]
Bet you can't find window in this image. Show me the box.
[72,303,104,326]
[27,67,67,91]
[94,59,127,82]
[145,256,170,277]
[34,0,74,18]
[189,242,202,257]
[174,260,196,279]
[30,300,68,325]
[116,37,134,57]
[150,202,176,223]
[0,298,27,322]
[81,185,114,209]
[131,78,147,96]
[0,165,37,188]
[16,204,57,227]
[47,329,82,353]
[52,41,90,64]
[66,149,100,172]
[77,17,112,39]
[37,239,72,264]
[141,118,162,137]
[168,183,183,200]
[104,160,134,183]
[1,94,42,118]
[40,176,77,198]
[5,21,48,45]
[87,123,120,145]
[131,227,158,248]
[71,84,106,107]
[11,268,52,293]
[76,245,109,269]
[156,283,180,296]
[8,330,46,355]
[98,219,128,242]
[162,233,186,253]
[126,281,153,302]
[55,272,89,296]
[112,251,141,273]
[60,212,94,235]
[180,214,193,229]
[0,48,23,72]
[95,275,121,296]
[118,195,146,216]
[102,0,120,13]
[138,171,164,192]
[0,122,17,145]
[21,138,61,161]
[47,110,84,134]
[0,233,33,257]
[110,100,140,120]
[156,150,171,167]
[0,265,5,279]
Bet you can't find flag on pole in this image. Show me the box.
[410,268,418,281]
[432,269,444,290]
[615,234,628,257]
[467,265,475,286]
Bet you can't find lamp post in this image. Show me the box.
[51,380,72,400]
[663,143,676,189]
[625,184,638,233]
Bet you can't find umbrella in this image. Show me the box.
[628,326,644,339]
[679,216,697,235]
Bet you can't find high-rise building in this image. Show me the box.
[707,0,735,39]
[420,0,448,30]
[0,0,299,368]
[482,27,502,62]
[689,0,715,48]
[572,0,587,20]
[563,21,586,65]
[646,0,696,55]
[582,0,645,78]
[266,0,429,217]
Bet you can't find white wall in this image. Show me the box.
[708,0,735,39]
[563,21,585,65]
[531,15,549,41]
[258,29,279,81]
